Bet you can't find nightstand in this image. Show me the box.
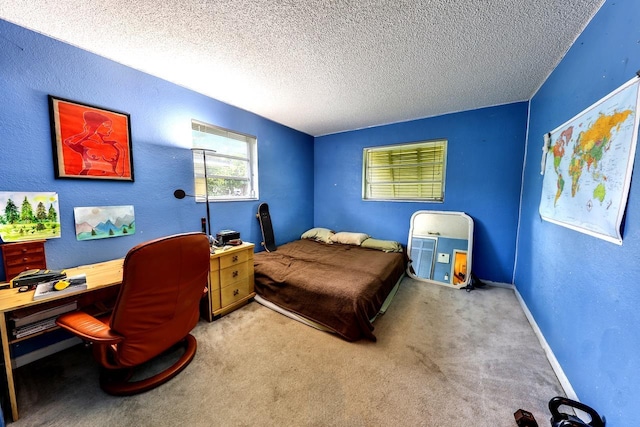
[201,242,255,321]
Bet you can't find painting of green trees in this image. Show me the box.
[0,192,61,242]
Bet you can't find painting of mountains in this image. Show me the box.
[74,206,135,241]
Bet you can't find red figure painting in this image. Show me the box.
[50,96,134,181]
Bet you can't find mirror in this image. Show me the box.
[407,210,474,289]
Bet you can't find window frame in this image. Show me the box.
[191,120,258,202]
[362,139,447,202]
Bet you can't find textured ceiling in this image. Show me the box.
[0,1,603,136]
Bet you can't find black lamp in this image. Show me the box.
[174,148,216,241]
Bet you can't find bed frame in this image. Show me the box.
[253,239,407,341]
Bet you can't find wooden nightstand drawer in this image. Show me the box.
[220,262,248,285]
[220,280,251,307]
[220,250,249,269]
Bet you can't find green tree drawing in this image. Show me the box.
[5,199,19,224]
[48,204,58,223]
[20,197,34,223]
[36,202,47,222]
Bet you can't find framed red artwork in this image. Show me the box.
[49,96,134,181]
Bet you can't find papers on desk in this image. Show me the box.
[33,274,88,301]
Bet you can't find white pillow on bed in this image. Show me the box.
[330,231,370,245]
[301,227,335,244]
[361,238,403,253]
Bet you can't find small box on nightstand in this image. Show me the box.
[216,230,240,245]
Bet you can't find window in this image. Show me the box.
[191,120,258,201]
[362,139,447,201]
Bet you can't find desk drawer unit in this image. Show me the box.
[1,240,47,282]
[201,242,255,321]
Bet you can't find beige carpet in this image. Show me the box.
[10,278,563,426]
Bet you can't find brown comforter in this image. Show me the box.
[254,239,406,341]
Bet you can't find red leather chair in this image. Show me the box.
[56,232,210,395]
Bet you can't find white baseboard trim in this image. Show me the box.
[483,280,514,289]
[513,287,578,401]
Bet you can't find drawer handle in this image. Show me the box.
[23,257,28,262]
[232,270,238,278]
[21,248,27,253]
[233,289,239,296]
[232,255,238,262]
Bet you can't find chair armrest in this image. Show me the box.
[56,311,124,345]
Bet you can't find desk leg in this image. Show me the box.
[0,314,18,421]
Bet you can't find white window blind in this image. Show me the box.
[191,120,258,201]
[363,140,447,201]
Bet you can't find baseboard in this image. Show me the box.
[513,287,578,401]
[483,280,514,289]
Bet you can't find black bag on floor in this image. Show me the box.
[549,396,605,427]
[462,271,486,292]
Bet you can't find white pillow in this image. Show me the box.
[330,231,370,245]
[361,238,403,252]
[301,227,335,244]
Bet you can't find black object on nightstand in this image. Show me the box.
[216,230,240,245]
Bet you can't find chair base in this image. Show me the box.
[100,334,197,396]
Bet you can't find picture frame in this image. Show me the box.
[49,95,134,181]
[73,205,135,241]
[0,191,62,242]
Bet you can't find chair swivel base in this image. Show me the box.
[100,334,197,396]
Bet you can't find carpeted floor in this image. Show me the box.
[9,277,563,426]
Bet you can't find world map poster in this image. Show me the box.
[539,77,640,245]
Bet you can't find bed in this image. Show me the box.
[253,229,407,341]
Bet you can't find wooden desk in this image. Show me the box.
[0,259,124,422]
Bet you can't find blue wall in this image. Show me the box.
[314,103,528,283]
[0,19,314,279]
[4,2,638,424]
[516,1,640,425]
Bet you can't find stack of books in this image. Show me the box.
[11,301,78,339]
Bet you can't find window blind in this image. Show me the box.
[363,140,446,201]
